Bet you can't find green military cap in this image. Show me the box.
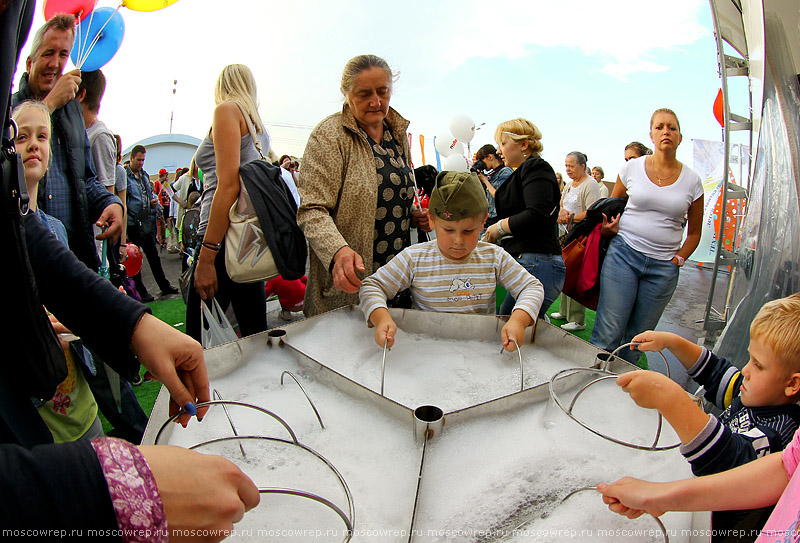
[429,171,488,221]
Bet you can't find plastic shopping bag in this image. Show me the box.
[200,298,238,349]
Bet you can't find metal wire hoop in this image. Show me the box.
[280,371,325,429]
[191,435,355,543]
[548,368,680,451]
[153,400,299,445]
[258,488,353,542]
[499,339,524,391]
[559,486,670,543]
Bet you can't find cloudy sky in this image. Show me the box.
[15,0,740,178]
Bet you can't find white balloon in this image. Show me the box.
[434,133,460,158]
[443,153,469,172]
[451,141,465,156]
[450,114,476,143]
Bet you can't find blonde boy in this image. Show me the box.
[618,293,800,477]
[359,171,544,351]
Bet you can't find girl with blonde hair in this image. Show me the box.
[187,64,270,342]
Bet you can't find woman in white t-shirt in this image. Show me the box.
[590,109,704,366]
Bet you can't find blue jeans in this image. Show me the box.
[590,236,679,364]
[499,252,565,319]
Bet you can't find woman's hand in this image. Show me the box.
[557,208,571,224]
[600,213,620,237]
[483,223,502,243]
[411,209,432,232]
[193,249,219,300]
[332,246,365,293]
[47,313,72,349]
[139,445,260,542]
[130,313,210,426]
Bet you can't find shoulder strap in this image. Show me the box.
[229,100,264,159]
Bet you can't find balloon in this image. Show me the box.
[125,244,143,277]
[713,89,724,127]
[443,154,469,173]
[450,114,476,144]
[122,0,180,12]
[70,7,125,72]
[44,0,97,22]
[434,133,459,158]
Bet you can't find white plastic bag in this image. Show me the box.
[200,298,238,349]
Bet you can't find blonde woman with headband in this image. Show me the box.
[485,118,564,319]
[187,64,270,342]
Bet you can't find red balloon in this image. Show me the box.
[43,0,97,22]
[713,88,725,127]
[125,244,143,277]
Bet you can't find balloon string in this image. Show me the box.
[74,13,82,69]
[77,5,121,68]
[77,8,95,67]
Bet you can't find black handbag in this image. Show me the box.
[1,121,67,400]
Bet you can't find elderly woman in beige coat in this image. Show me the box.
[552,151,601,331]
[297,54,430,317]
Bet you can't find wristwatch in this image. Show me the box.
[496,221,507,237]
[673,255,685,267]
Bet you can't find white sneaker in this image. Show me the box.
[550,312,566,320]
[561,321,586,332]
[279,309,293,321]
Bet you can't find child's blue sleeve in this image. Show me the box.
[682,406,800,476]
[687,348,742,410]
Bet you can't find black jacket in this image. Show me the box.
[12,73,121,271]
[494,155,562,256]
[2,2,145,533]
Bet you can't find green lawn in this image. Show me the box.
[98,298,186,432]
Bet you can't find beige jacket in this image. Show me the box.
[297,104,411,317]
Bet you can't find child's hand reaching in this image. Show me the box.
[598,478,667,519]
[616,370,680,411]
[368,308,397,349]
[630,331,673,352]
[501,310,533,352]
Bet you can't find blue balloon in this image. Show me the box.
[70,7,125,72]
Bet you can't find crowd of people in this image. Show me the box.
[4,4,800,541]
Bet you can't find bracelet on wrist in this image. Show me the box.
[496,221,507,237]
[673,254,685,267]
[202,241,221,252]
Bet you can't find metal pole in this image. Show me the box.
[169,80,177,134]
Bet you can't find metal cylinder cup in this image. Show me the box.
[413,405,444,442]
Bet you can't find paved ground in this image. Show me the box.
[140,243,724,390]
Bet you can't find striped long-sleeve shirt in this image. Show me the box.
[680,347,800,476]
[358,240,544,323]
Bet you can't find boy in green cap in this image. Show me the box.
[359,171,544,351]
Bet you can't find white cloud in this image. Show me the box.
[14,0,713,162]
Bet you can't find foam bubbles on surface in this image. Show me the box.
[151,310,700,542]
[286,310,588,412]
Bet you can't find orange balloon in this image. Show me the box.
[713,89,724,127]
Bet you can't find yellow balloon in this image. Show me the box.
[122,0,180,11]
